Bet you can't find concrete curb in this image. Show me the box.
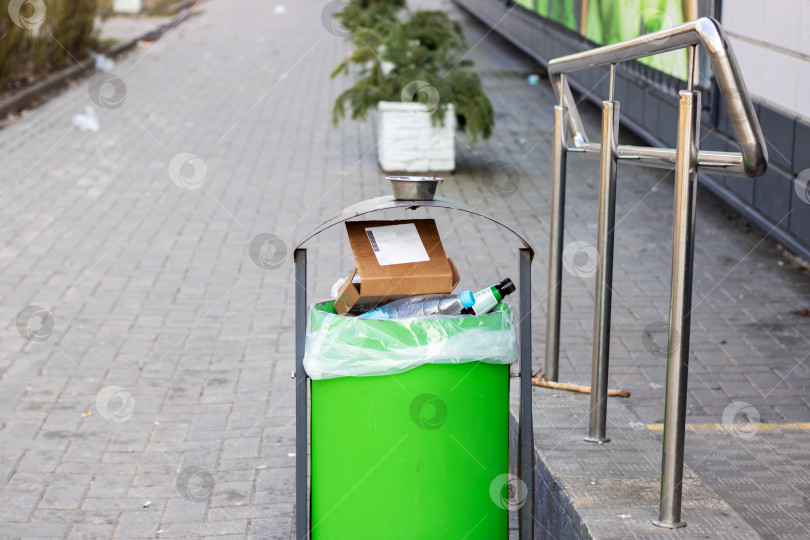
[509,385,759,539]
[0,2,198,121]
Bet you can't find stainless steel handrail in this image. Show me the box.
[547,17,767,177]
[569,143,750,177]
[543,17,768,529]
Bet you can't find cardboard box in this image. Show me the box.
[335,219,460,315]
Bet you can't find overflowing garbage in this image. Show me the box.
[359,278,515,319]
[303,216,519,379]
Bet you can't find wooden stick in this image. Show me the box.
[531,377,631,398]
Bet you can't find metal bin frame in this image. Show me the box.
[294,195,537,539]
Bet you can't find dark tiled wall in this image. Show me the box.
[454,0,810,261]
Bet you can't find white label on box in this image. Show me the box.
[365,224,431,266]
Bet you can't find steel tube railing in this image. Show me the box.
[548,18,766,178]
[542,18,768,527]
[585,98,619,444]
[567,144,750,177]
[544,104,567,382]
[654,87,701,529]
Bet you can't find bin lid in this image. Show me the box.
[294,195,534,260]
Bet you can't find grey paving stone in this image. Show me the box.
[66,522,118,540]
[1,523,70,537]
[85,473,133,500]
[248,504,295,540]
[114,509,162,539]
[161,496,207,524]
[82,497,162,513]
[39,481,89,510]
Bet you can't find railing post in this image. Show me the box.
[543,23,767,522]
[545,96,568,383]
[654,88,701,529]
[585,96,619,444]
[295,249,309,540]
[518,248,535,540]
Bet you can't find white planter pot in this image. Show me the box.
[377,101,456,173]
[113,0,143,13]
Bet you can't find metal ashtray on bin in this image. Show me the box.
[293,188,537,539]
[387,176,443,201]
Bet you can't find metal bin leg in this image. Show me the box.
[518,248,535,540]
[295,249,308,540]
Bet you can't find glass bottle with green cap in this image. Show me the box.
[461,278,516,315]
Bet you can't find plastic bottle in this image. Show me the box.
[460,278,516,315]
[358,291,476,319]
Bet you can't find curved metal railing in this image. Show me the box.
[543,17,768,528]
[548,17,767,176]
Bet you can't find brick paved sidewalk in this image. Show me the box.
[0,0,348,537]
[0,0,807,538]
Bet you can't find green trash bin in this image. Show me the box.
[305,301,518,540]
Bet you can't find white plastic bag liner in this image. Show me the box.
[304,301,517,380]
